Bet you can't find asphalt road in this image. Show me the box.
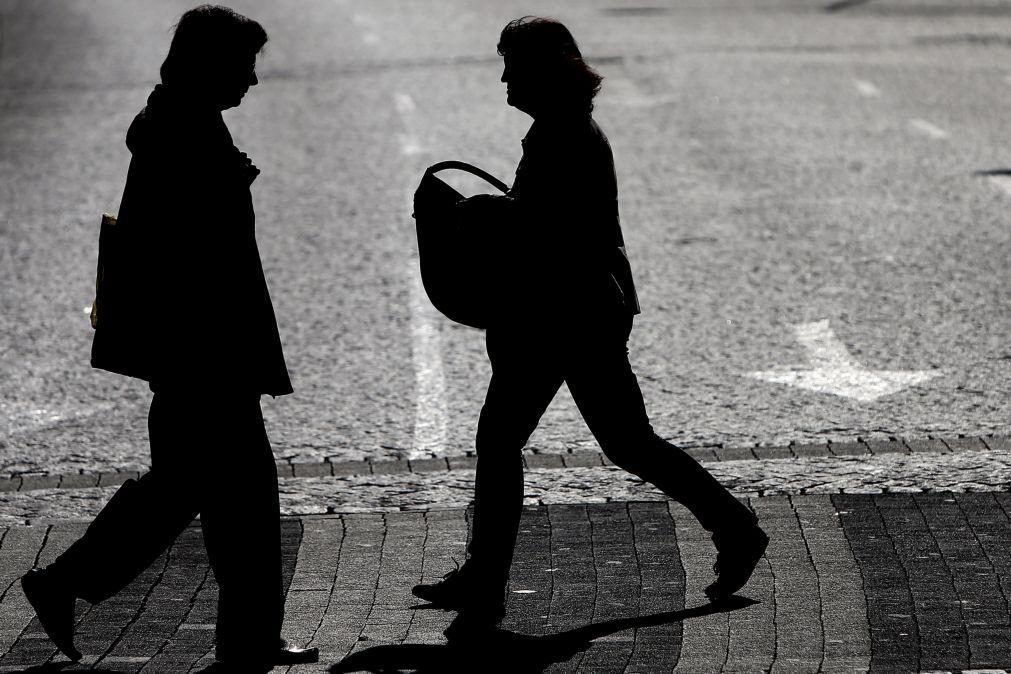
[2,0,1009,475]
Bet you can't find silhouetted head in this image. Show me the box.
[497,17,602,117]
[160,5,267,110]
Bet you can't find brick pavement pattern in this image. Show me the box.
[1,497,1011,672]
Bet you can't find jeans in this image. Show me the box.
[48,390,282,661]
[468,314,755,585]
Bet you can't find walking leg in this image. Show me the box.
[565,330,767,599]
[198,396,282,665]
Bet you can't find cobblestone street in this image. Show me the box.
[5,0,1011,671]
[4,494,1011,672]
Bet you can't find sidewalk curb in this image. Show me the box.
[1,434,1006,494]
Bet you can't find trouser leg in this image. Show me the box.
[201,397,282,662]
[47,392,198,603]
[565,333,755,533]
[468,329,563,587]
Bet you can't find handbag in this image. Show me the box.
[413,160,510,329]
[90,213,118,330]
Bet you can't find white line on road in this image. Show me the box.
[853,79,881,97]
[407,261,449,458]
[396,92,448,459]
[988,175,1011,197]
[747,320,941,402]
[908,118,950,140]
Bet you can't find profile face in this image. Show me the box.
[500,53,538,115]
[216,52,259,110]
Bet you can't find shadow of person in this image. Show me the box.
[5,665,123,674]
[330,596,757,674]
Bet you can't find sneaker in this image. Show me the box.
[704,522,769,602]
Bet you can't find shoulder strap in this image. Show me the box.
[424,160,510,194]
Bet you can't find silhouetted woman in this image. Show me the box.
[20,6,314,671]
[414,17,769,635]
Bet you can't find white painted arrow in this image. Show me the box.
[747,320,941,402]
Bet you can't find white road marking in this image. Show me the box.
[396,93,448,458]
[853,79,881,97]
[908,118,950,140]
[747,320,942,402]
[988,175,1011,196]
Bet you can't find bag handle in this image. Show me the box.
[424,160,510,194]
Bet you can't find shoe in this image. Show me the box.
[412,562,476,609]
[443,602,506,642]
[704,521,769,602]
[213,639,319,670]
[21,568,81,662]
[274,639,319,665]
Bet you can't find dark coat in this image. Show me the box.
[484,111,640,325]
[91,85,292,396]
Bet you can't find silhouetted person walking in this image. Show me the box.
[413,17,769,635]
[20,6,315,671]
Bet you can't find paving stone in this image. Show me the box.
[789,443,830,458]
[984,435,1011,452]
[904,437,950,453]
[58,473,100,489]
[330,460,371,477]
[292,461,333,478]
[863,439,908,456]
[713,446,757,461]
[942,436,989,453]
[407,458,449,473]
[525,453,565,469]
[446,455,478,471]
[17,475,60,492]
[561,452,603,468]
[752,445,793,460]
[96,471,139,487]
[370,460,410,475]
[829,441,870,457]
[684,447,718,462]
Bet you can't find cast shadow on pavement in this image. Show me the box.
[4,665,121,673]
[330,596,757,674]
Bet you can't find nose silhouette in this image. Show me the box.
[250,71,258,87]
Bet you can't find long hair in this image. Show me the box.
[160,5,268,88]
[497,17,603,112]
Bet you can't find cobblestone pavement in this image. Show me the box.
[3,496,1011,672]
[5,0,1011,475]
